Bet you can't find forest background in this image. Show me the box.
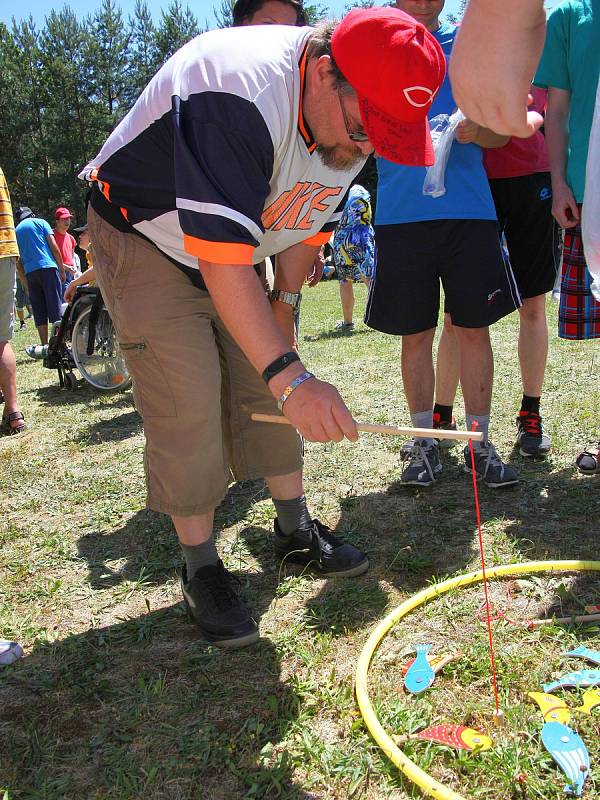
[0,0,469,221]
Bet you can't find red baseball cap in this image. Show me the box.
[54,206,73,219]
[331,7,446,166]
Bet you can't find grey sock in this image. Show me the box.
[466,414,490,449]
[181,538,219,579]
[273,494,312,536]
[410,409,435,447]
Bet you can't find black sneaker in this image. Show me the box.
[401,440,442,486]
[463,442,519,488]
[516,410,551,457]
[274,518,369,577]
[181,561,259,649]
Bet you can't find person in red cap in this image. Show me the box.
[366,0,521,490]
[53,207,79,296]
[79,8,444,649]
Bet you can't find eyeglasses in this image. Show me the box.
[337,88,369,143]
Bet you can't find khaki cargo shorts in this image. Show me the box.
[88,206,303,516]
[0,256,17,342]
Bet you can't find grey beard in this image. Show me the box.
[316,144,363,171]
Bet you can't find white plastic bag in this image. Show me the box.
[582,77,600,301]
[423,109,465,198]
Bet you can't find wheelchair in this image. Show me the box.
[44,286,131,392]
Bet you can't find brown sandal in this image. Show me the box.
[1,410,27,435]
[575,444,600,475]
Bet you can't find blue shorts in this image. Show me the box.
[26,267,63,326]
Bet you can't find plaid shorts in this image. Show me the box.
[558,214,600,340]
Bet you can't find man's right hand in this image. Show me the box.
[552,182,580,228]
[278,375,358,443]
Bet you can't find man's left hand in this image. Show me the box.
[306,249,325,287]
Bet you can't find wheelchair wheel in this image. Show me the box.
[71,305,132,392]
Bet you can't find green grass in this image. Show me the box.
[1,283,599,799]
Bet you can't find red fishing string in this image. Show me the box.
[468,424,500,716]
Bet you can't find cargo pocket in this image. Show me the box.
[120,339,176,418]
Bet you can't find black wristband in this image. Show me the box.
[261,351,300,384]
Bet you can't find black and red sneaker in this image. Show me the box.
[433,412,458,449]
[516,410,551,457]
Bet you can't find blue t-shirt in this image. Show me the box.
[15,218,57,274]
[534,0,600,203]
[375,22,496,225]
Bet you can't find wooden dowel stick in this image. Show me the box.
[250,412,483,442]
[526,613,600,629]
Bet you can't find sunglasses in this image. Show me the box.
[337,88,369,143]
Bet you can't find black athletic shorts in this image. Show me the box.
[365,219,521,336]
[489,172,560,299]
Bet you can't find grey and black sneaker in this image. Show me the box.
[274,518,368,577]
[400,440,442,487]
[335,320,355,331]
[433,412,458,449]
[181,561,259,649]
[515,411,551,457]
[463,442,519,488]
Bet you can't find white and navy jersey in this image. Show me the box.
[79,25,364,268]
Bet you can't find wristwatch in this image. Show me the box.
[268,289,302,313]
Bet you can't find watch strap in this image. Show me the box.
[261,351,300,384]
[268,289,302,312]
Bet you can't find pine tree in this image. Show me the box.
[213,0,235,28]
[155,0,202,65]
[128,0,160,98]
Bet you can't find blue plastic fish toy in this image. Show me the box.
[565,645,600,666]
[540,721,590,796]
[404,644,435,694]
[543,670,600,693]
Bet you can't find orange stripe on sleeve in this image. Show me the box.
[183,235,254,265]
[100,180,111,202]
[302,231,332,247]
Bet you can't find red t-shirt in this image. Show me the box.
[483,87,550,179]
[54,230,77,267]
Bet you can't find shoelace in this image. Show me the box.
[407,442,436,480]
[196,564,243,612]
[519,411,542,436]
[307,520,340,557]
[477,443,505,479]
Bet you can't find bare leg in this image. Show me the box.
[172,511,214,545]
[16,306,25,324]
[37,323,48,345]
[0,341,18,420]
[339,281,355,324]
[265,469,304,500]
[453,326,493,416]
[518,294,547,397]
[435,314,461,406]
[401,328,436,413]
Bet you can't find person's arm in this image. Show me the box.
[455,119,511,149]
[198,259,358,443]
[544,87,579,228]
[63,266,96,303]
[450,0,546,137]
[46,233,66,282]
[16,257,28,293]
[271,241,321,346]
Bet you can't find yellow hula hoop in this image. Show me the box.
[355,559,600,800]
